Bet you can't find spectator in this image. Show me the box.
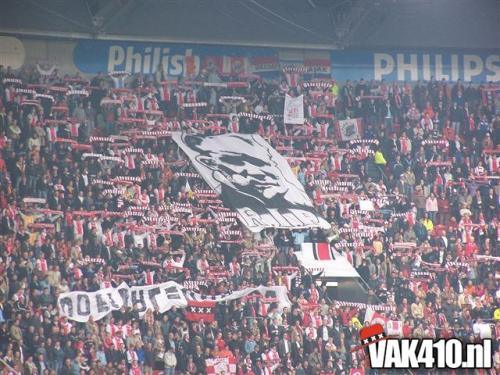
[425,192,439,222]
[163,346,177,375]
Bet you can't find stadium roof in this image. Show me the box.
[0,0,498,49]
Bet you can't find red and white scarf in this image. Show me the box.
[114,231,126,249]
[154,187,165,202]
[332,155,343,171]
[228,118,238,133]
[68,122,80,138]
[284,71,300,88]
[125,154,136,170]
[486,155,498,173]
[72,267,83,280]
[73,219,84,237]
[229,261,241,276]
[318,122,329,138]
[36,258,48,273]
[309,286,319,304]
[4,87,15,102]
[107,323,119,337]
[144,270,155,285]
[160,84,170,102]
[400,137,411,154]
[47,127,58,142]
[112,337,124,351]
[60,320,72,336]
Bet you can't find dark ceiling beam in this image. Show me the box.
[98,0,139,34]
[86,0,137,34]
[26,0,94,32]
[329,0,377,47]
[342,0,377,46]
[248,0,335,43]
[86,0,118,29]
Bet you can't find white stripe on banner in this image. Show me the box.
[296,243,360,278]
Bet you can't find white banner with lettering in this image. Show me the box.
[284,94,304,124]
[58,282,290,322]
[58,281,186,323]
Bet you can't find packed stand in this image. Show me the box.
[0,62,499,375]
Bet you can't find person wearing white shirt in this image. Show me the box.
[304,322,317,341]
[163,347,177,375]
[472,319,492,339]
[126,345,138,364]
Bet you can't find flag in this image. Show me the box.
[363,308,402,337]
[300,242,334,261]
[336,118,363,141]
[185,300,215,322]
[364,307,388,327]
[386,320,403,337]
[206,356,237,375]
[283,94,304,124]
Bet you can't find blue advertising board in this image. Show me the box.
[73,40,279,78]
[72,40,500,83]
[330,49,500,83]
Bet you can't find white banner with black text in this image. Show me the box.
[58,282,290,322]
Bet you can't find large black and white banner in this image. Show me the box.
[172,133,330,232]
[58,282,290,322]
[58,281,186,323]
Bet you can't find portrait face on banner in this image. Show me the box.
[184,134,310,211]
[174,133,330,232]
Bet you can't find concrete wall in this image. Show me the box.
[16,37,79,74]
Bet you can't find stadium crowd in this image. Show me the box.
[0,62,499,375]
